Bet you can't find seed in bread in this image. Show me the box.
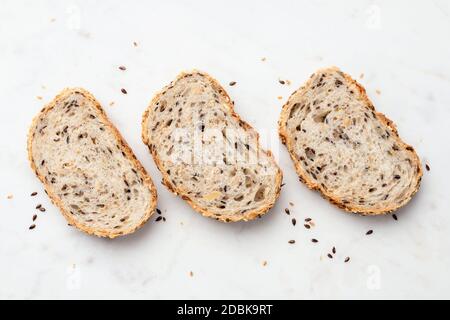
[278,67,422,215]
[28,88,157,238]
[142,71,283,222]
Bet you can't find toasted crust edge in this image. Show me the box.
[142,70,283,222]
[27,88,158,238]
[278,66,422,215]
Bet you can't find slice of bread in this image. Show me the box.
[28,88,157,238]
[279,67,422,215]
[142,71,282,222]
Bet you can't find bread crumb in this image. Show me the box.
[376,89,381,95]
[285,80,291,86]
[277,96,283,100]
[109,101,115,107]
[36,96,43,100]
[6,194,13,200]
[262,260,267,267]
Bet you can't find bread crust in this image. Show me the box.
[278,67,422,215]
[142,70,283,222]
[28,88,158,238]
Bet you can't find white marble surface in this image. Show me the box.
[0,0,449,299]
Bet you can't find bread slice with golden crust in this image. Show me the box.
[28,88,157,238]
[279,67,422,215]
[142,71,282,222]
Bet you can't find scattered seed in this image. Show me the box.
[305,218,312,222]
[359,73,364,79]
[304,224,311,229]
[109,101,115,107]
[311,239,318,243]
[6,194,13,200]
[366,230,373,235]
[156,208,162,215]
[277,96,283,100]
[279,79,285,85]
[162,217,166,222]
[189,271,194,277]
[291,218,297,226]
[262,261,267,267]
[345,257,350,263]
[284,208,290,215]
[121,88,128,94]
[280,183,286,188]
[229,81,236,86]
[31,192,38,197]
[119,66,126,71]
[29,224,36,230]
[392,214,398,221]
[32,214,37,221]
[309,221,316,227]
[327,254,333,259]
[261,57,266,62]
[288,240,295,244]
[376,89,381,95]
[39,207,46,212]
[133,41,138,47]
[289,202,294,207]
[155,216,162,222]
[36,204,42,209]
[332,247,336,254]
[425,164,430,171]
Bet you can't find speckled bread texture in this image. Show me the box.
[28,88,157,238]
[279,67,422,215]
[142,71,283,222]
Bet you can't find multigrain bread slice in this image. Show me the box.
[142,71,283,222]
[279,67,422,215]
[28,88,157,238]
